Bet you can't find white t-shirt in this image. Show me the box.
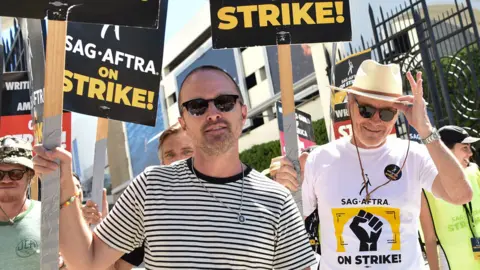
[303,136,438,270]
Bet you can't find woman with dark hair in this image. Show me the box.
[420,125,480,270]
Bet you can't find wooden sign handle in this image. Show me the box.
[41,19,67,270]
[278,45,295,115]
[30,176,39,200]
[278,44,302,211]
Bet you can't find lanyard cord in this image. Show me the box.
[349,105,411,201]
[464,202,477,238]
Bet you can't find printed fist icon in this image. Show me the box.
[350,210,383,251]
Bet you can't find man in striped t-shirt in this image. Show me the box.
[33,65,317,269]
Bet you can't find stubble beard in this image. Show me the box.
[200,129,236,156]
[0,193,22,203]
[0,178,30,203]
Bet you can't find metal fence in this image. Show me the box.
[2,18,26,72]
[339,0,480,143]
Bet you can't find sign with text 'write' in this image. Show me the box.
[63,20,167,126]
[276,102,316,155]
[0,0,162,28]
[1,72,31,116]
[210,0,352,49]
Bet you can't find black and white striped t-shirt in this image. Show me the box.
[95,158,316,269]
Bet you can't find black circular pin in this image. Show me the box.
[384,164,402,181]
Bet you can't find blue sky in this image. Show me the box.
[161,0,479,44]
[164,0,207,42]
[2,0,478,44]
[1,0,208,42]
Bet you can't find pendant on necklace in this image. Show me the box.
[8,219,14,225]
[238,214,246,224]
[366,194,371,201]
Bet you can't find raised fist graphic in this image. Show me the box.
[349,210,383,251]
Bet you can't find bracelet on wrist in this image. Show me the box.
[60,191,81,210]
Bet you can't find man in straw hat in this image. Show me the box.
[0,136,40,269]
[274,59,472,269]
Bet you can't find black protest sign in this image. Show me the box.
[1,72,31,116]
[266,44,315,94]
[334,49,371,89]
[331,49,371,122]
[63,19,167,126]
[210,0,352,49]
[0,0,163,28]
[276,102,316,154]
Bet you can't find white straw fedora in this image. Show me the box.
[329,59,410,105]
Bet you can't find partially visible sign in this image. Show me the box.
[0,0,163,29]
[397,109,435,144]
[266,44,315,94]
[210,0,352,49]
[0,112,72,151]
[1,72,31,116]
[332,50,380,140]
[331,49,371,113]
[276,102,316,155]
[63,18,167,126]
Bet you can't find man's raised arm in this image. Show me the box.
[33,146,123,269]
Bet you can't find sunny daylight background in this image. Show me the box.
[2,1,480,268]
[65,0,480,201]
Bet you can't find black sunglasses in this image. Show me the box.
[0,169,28,181]
[182,94,241,116]
[354,96,397,122]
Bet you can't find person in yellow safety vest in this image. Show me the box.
[420,125,480,270]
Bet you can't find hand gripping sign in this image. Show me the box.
[0,1,164,269]
[209,0,352,211]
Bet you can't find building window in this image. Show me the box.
[258,66,266,81]
[245,72,257,90]
[167,93,177,107]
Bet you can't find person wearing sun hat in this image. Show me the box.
[0,135,41,269]
[273,59,472,269]
[419,125,480,270]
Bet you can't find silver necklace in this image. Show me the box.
[191,158,246,224]
[0,198,28,225]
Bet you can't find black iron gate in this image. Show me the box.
[342,0,480,148]
[2,18,26,72]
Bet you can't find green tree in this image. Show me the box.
[240,119,329,172]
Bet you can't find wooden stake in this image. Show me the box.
[278,45,295,115]
[43,21,66,117]
[278,44,302,211]
[31,176,39,200]
[40,19,67,270]
[96,118,109,141]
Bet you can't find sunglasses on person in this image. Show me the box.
[0,169,28,181]
[182,94,241,116]
[354,96,397,122]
